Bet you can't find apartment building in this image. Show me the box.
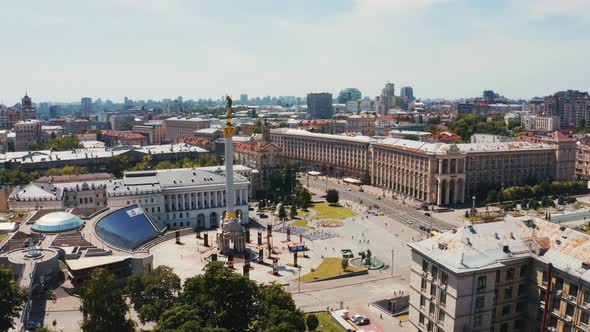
[14,119,42,151]
[409,218,590,332]
[132,122,165,145]
[164,117,211,142]
[100,130,148,147]
[522,115,561,132]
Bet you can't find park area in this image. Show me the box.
[289,203,355,229]
[305,312,344,332]
[299,258,366,283]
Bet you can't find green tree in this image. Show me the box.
[326,189,339,205]
[80,269,135,332]
[28,142,41,151]
[0,169,40,185]
[44,137,82,151]
[424,124,442,134]
[254,283,305,332]
[0,265,28,331]
[306,314,319,331]
[180,262,259,332]
[402,134,420,141]
[156,160,175,170]
[258,200,267,210]
[295,186,312,209]
[278,204,287,220]
[127,266,181,324]
[289,204,297,220]
[46,166,88,176]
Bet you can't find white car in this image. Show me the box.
[406,220,414,225]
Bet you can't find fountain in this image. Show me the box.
[349,249,385,270]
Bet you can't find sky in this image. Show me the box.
[1,0,589,104]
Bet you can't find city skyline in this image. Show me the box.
[1,0,590,103]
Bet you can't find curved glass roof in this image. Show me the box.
[32,212,84,233]
[95,204,162,251]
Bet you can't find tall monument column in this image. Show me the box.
[217,96,246,255]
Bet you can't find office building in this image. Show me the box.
[345,115,375,136]
[14,119,42,151]
[376,83,396,116]
[400,86,415,101]
[80,97,93,116]
[483,90,498,103]
[522,115,561,132]
[100,130,148,147]
[163,117,211,142]
[337,88,362,104]
[307,93,333,119]
[240,94,248,105]
[49,105,60,119]
[544,90,590,129]
[132,122,165,145]
[409,217,590,332]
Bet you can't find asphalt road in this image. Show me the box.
[304,176,455,233]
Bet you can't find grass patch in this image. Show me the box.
[299,258,365,283]
[290,219,310,228]
[297,208,310,218]
[305,312,344,332]
[312,203,354,220]
[164,227,192,234]
[0,233,8,243]
[8,211,29,223]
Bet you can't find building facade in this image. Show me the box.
[409,218,590,332]
[522,115,561,132]
[307,93,333,119]
[132,123,165,145]
[100,130,148,147]
[337,88,362,104]
[544,90,590,129]
[163,117,211,142]
[14,120,42,151]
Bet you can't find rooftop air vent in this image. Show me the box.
[503,245,510,253]
[582,262,590,270]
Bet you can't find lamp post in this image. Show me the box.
[298,266,302,293]
[391,249,395,277]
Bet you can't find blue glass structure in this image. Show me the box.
[95,204,162,251]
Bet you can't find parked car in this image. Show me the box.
[424,212,431,217]
[419,225,427,231]
[26,321,41,330]
[375,196,381,200]
[351,314,370,326]
[406,220,414,225]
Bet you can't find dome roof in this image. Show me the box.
[32,212,84,233]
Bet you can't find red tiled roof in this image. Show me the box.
[101,130,145,140]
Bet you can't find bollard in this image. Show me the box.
[287,227,291,241]
[175,231,180,244]
[204,233,209,247]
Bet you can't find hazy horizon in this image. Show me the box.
[1,0,589,104]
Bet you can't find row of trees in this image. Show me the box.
[425,114,509,142]
[28,137,82,151]
[486,180,588,203]
[80,263,307,332]
[109,154,219,177]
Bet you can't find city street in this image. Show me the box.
[304,175,461,232]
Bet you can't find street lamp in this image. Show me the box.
[298,266,302,293]
[391,249,395,277]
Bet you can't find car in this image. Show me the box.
[419,225,427,231]
[259,214,268,218]
[424,212,431,217]
[26,321,41,330]
[406,220,414,225]
[351,314,370,326]
[375,196,381,200]
[347,187,352,191]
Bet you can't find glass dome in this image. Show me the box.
[95,204,162,251]
[32,212,84,233]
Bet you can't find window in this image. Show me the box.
[180,222,183,227]
[542,270,548,284]
[420,295,426,308]
[429,303,435,315]
[422,260,428,272]
[569,283,578,297]
[157,207,161,212]
[504,287,513,299]
[475,296,485,310]
[430,283,437,297]
[581,311,589,325]
[474,315,482,327]
[441,272,448,286]
[496,270,501,282]
[477,276,487,291]
[440,291,447,305]
[419,313,425,326]
[555,277,564,290]
[421,278,427,291]
[438,310,445,323]
[431,265,438,279]
[516,302,525,313]
[566,303,575,317]
[502,304,510,316]
[500,323,508,332]
[552,298,560,311]
[585,290,590,303]
[506,268,514,280]
[520,264,527,278]
[518,284,526,296]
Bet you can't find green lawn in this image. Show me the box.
[312,203,354,219]
[8,211,29,223]
[0,233,9,243]
[318,220,343,227]
[299,258,365,283]
[305,312,344,332]
[291,219,310,228]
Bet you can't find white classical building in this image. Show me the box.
[107,167,250,230]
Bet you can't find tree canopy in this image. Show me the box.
[326,189,339,205]
[127,265,181,324]
[447,114,508,141]
[80,269,135,332]
[0,265,28,331]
